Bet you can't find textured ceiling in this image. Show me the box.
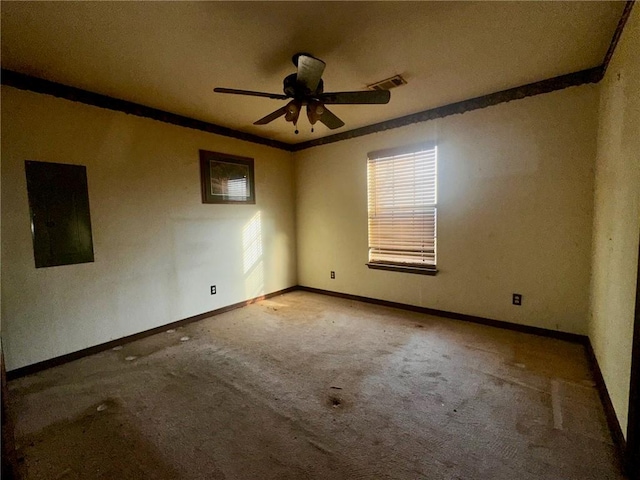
[1,1,625,144]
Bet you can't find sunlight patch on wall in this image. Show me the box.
[244,259,265,298]
[243,211,264,297]
[243,211,263,274]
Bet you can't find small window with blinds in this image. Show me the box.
[367,142,437,275]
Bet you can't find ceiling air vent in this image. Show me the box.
[367,74,407,91]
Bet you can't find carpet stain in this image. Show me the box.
[16,399,181,480]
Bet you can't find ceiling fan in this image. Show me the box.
[214,53,391,134]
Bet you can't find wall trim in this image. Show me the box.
[4,284,629,473]
[0,68,601,154]
[626,233,640,478]
[1,345,20,480]
[0,69,294,152]
[290,68,602,151]
[0,4,632,152]
[5,286,297,380]
[602,1,636,77]
[303,285,629,473]
[584,338,628,472]
[6,284,589,379]
[297,286,587,344]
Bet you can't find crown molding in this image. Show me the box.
[602,1,636,77]
[290,67,602,151]
[0,69,294,152]
[1,2,632,152]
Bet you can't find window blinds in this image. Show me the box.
[367,143,437,267]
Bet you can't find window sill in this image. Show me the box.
[366,263,438,276]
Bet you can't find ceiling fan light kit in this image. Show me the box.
[214,53,391,134]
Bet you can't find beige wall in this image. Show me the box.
[589,7,640,438]
[295,85,598,335]
[1,87,297,371]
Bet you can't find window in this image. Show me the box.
[367,142,437,275]
[199,150,255,204]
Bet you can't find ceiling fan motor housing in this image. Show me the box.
[283,73,324,98]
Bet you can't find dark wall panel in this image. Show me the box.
[25,161,94,268]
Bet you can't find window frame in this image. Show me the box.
[199,150,256,205]
[366,141,438,276]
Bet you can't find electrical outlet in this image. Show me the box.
[330,271,335,279]
[512,293,522,306]
[211,285,217,295]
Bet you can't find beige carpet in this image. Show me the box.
[8,291,625,479]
